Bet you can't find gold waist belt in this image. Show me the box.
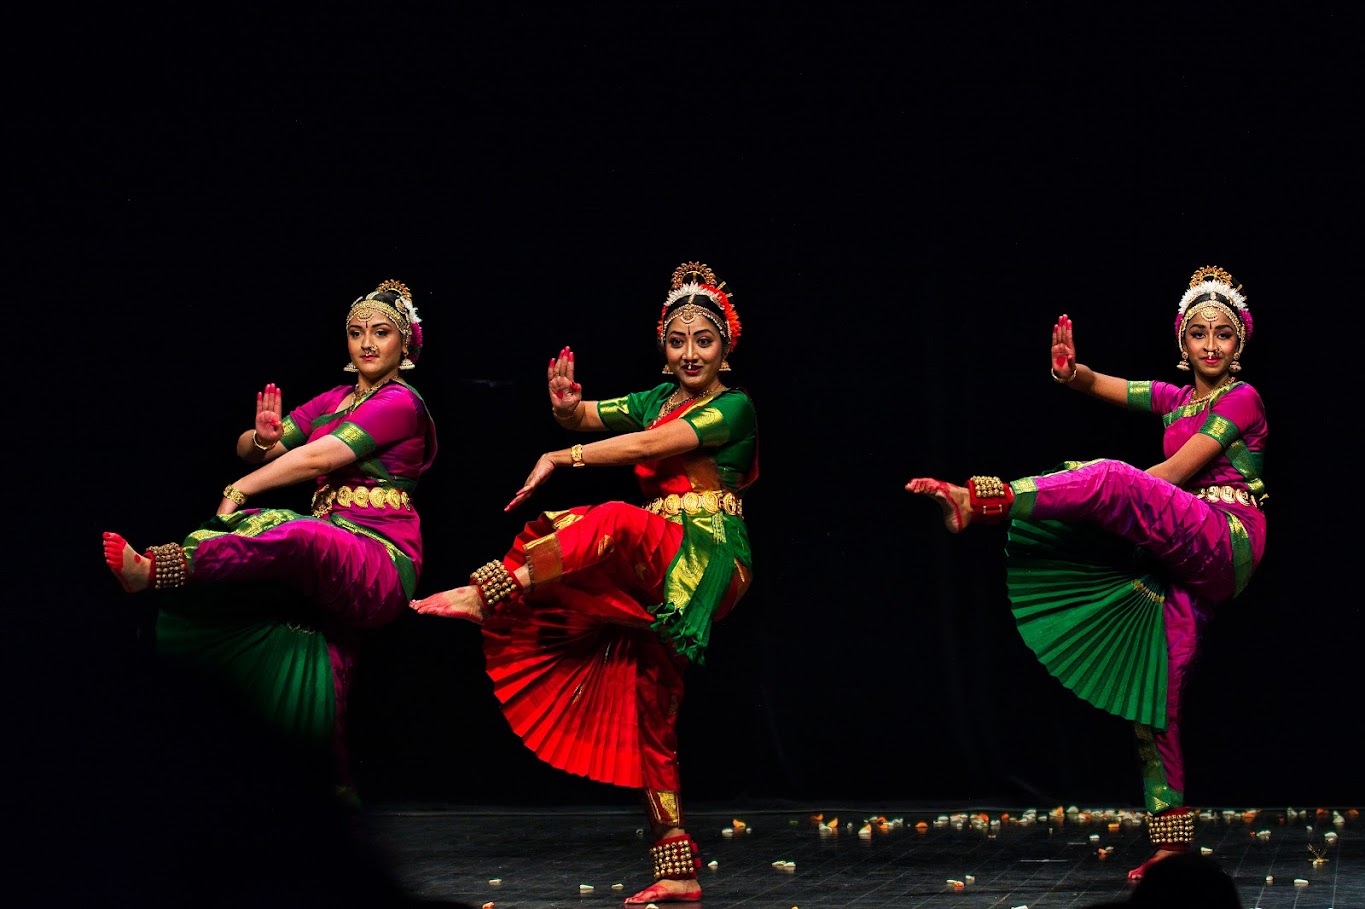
[643,490,743,519]
[1192,484,1259,509]
[312,484,412,518]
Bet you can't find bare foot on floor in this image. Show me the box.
[623,879,702,905]
[904,477,971,532]
[409,586,487,624]
[103,532,152,592]
[1127,847,1184,881]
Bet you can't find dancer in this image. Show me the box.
[103,279,437,800]
[906,265,1267,881]
[411,261,757,905]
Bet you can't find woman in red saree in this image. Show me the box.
[103,279,437,800]
[412,261,757,905]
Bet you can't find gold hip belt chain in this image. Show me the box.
[1192,484,1258,508]
[312,484,412,518]
[643,490,743,518]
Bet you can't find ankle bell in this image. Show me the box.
[650,834,700,881]
[469,560,523,609]
[148,543,187,589]
[967,475,1015,524]
[1146,807,1195,849]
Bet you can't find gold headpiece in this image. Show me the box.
[1187,266,1238,291]
[671,262,720,290]
[374,278,413,300]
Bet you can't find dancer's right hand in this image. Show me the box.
[255,383,283,446]
[548,346,582,416]
[1051,314,1077,380]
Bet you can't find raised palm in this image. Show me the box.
[1051,314,1076,377]
[255,382,284,445]
[547,345,582,413]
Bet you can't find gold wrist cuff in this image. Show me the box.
[222,485,248,505]
[570,443,586,468]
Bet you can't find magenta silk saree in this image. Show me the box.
[155,382,436,787]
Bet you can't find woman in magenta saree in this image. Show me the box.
[412,262,756,906]
[103,279,437,799]
[906,265,1267,882]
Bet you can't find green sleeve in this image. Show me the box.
[597,383,673,433]
[680,390,756,446]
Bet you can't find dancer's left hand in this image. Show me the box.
[506,454,555,511]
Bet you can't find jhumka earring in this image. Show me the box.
[1175,351,1191,371]
[1229,353,1242,373]
[343,362,359,372]
[719,360,732,372]
[400,353,415,371]
[661,363,673,374]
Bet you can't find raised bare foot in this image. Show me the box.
[409,586,487,624]
[904,477,970,532]
[623,879,702,905]
[103,532,153,592]
[1127,847,1184,881]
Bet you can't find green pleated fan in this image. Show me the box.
[155,586,336,751]
[1006,517,1169,729]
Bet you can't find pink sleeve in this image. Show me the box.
[335,385,424,455]
[1207,384,1266,436]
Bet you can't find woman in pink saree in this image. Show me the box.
[103,279,437,800]
[907,265,1267,881]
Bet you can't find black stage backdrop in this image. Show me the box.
[18,4,1357,828]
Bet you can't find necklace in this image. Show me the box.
[1186,377,1234,408]
[659,383,723,418]
[347,376,396,416]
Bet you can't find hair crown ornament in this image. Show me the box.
[346,278,424,368]
[656,261,743,354]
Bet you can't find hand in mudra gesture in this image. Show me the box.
[548,346,582,415]
[255,382,284,446]
[1051,314,1077,380]
[506,453,556,512]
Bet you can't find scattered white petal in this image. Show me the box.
[708,860,718,869]
[578,884,594,892]
[1294,878,1309,887]
[488,879,502,886]
[1200,846,1213,855]
[611,883,624,890]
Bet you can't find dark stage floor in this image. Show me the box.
[358,802,1361,909]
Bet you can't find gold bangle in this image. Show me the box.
[222,485,248,505]
[1050,366,1078,384]
[570,443,586,468]
[251,431,274,451]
